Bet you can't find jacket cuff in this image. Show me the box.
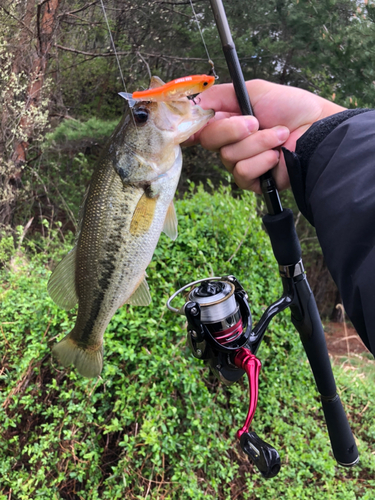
[283,108,372,225]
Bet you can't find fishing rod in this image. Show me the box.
[168,0,359,479]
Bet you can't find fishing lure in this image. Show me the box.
[120,75,215,106]
[133,74,215,101]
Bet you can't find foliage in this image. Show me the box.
[3,0,375,231]
[44,118,118,148]
[1,186,375,499]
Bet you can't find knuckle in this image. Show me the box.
[233,159,251,180]
[220,144,234,164]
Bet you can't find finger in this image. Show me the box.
[273,149,291,191]
[197,83,241,114]
[199,115,259,151]
[220,126,290,172]
[182,111,240,147]
[197,80,274,115]
[232,150,281,194]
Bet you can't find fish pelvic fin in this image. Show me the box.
[52,333,103,378]
[126,274,151,306]
[162,201,178,240]
[47,246,78,310]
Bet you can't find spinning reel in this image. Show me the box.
[167,275,281,478]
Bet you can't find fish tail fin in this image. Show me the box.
[52,333,103,378]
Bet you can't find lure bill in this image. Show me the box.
[120,74,215,106]
[48,76,214,378]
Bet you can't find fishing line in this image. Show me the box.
[99,0,127,91]
[99,0,139,134]
[189,0,219,79]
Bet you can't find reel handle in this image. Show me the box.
[240,432,281,478]
[233,348,261,438]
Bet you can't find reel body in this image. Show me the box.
[185,276,251,385]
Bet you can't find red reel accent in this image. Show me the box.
[212,318,243,345]
[234,348,262,439]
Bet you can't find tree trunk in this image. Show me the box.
[0,0,61,227]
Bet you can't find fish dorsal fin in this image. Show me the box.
[149,76,165,89]
[126,275,151,306]
[47,247,78,310]
[162,201,178,241]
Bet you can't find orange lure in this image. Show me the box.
[132,74,215,101]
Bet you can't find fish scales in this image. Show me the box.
[48,76,214,378]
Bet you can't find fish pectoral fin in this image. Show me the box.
[126,276,151,306]
[47,246,78,310]
[130,193,157,236]
[162,201,178,241]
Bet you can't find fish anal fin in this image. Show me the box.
[125,275,151,306]
[52,333,103,378]
[162,201,178,241]
[130,193,157,236]
[47,247,78,310]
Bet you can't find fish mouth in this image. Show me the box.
[175,104,214,144]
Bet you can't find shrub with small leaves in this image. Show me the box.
[1,186,374,499]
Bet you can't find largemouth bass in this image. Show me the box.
[48,76,214,378]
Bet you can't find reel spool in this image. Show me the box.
[188,280,243,347]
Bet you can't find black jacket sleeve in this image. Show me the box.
[283,109,375,355]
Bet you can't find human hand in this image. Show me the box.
[185,80,346,193]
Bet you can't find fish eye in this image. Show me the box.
[203,81,208,87]
[133,107,149,125]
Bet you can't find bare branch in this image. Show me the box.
[55,44,129,57]
[156,0,206,4]
[0,5,34,35]
[142,51,207,62]
[58,0,99,18]
[55,44,208,62]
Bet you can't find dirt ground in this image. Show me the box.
[324,322,371,358]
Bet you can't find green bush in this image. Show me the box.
[0,186,374,499]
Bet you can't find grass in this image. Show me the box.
[1,186,375,499]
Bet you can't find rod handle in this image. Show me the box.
[291,277,359,466]
[320,395,359,466]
